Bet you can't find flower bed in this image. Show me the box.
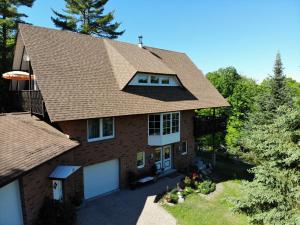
[163,172,216,205]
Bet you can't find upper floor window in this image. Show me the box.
[150,75,159,84]
[87,117,114,142]
[149,114,160,135]
[138,75,148,84]
[149,112,180,136]
[161,77,170,84]
[131,73,180,87]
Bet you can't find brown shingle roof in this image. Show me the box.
[16,24,229,122]
[0,113,79,187]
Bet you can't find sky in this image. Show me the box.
[19,0,300,82]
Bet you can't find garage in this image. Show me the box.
[0,180,24,225]
[83,159,119,199]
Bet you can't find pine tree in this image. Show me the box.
[51,0,124,39]
[234,106,300,225]
[270,52,291,109]
[0,0,35,111]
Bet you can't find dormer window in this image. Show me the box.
[138,75,148,84]
[130,73,180,87]
[150,75,159,84]
[161,77,170,84]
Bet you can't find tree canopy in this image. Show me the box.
[0,0,35,111]
[235,106,300,225]
[51,0,124,39]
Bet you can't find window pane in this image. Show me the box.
[103,117,113,137]
[172,113,179,133]
[88,119,100,139]
[155,149,161,163]
[163,114,171,135]
[137,152,144,168]
[149,114,160,136]
[181,141,187,154]
[138,75,148,83]
[164,146,171,159]
[161,77,170,84]
[150,76,159,84]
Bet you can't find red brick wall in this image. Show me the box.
[20,110,196,225]
[20,150,76,225]
[57,110,196,190]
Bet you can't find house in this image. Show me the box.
[0,24,229,225]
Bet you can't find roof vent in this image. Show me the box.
[138,35,143,48]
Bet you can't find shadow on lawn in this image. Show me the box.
[198,151,254,183]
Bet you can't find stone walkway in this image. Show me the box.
[136,196,177,225]
[76,175,182,225]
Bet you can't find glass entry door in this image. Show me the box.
[163,145,172,171]
[154,145,172,172]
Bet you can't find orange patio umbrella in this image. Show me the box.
[2,71,35,81]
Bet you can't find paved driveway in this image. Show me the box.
[76,175,182,225]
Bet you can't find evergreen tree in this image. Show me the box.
[270,53,291,109]
[0,0,35,111]
[51,0,124,39]
[234,106,300,225]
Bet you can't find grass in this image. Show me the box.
[163,180,249,225]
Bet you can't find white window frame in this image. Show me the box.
[148,114,161,136]
[138,75,149,84]
[137,152,145,169]
[162,112,180,136]
[148,112,180,137]
[87,117,115,142]
[181,141,188,155]
[131,73,180,87]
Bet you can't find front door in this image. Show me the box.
[163,145,172,170]
[155,145,172,172]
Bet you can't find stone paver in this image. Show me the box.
[76,175,182,225]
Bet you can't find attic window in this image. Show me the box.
[150,76,159,84]
[161,77,170,84]
[138,75,148,83]
[130,73,180,87]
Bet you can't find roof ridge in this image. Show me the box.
[19,24,185,55]
[145,46,186,55]
[19,23,102,41]
[103,39,136,90]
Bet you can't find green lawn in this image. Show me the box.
[164,180,249,225]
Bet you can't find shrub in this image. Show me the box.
[35,198,76,225]
[183,176,192,187]
[197,180,216,195]
[170,193,179,204]
[184,186,194,195]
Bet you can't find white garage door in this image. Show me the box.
[84,159,119,199]
[0,180,23,225]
